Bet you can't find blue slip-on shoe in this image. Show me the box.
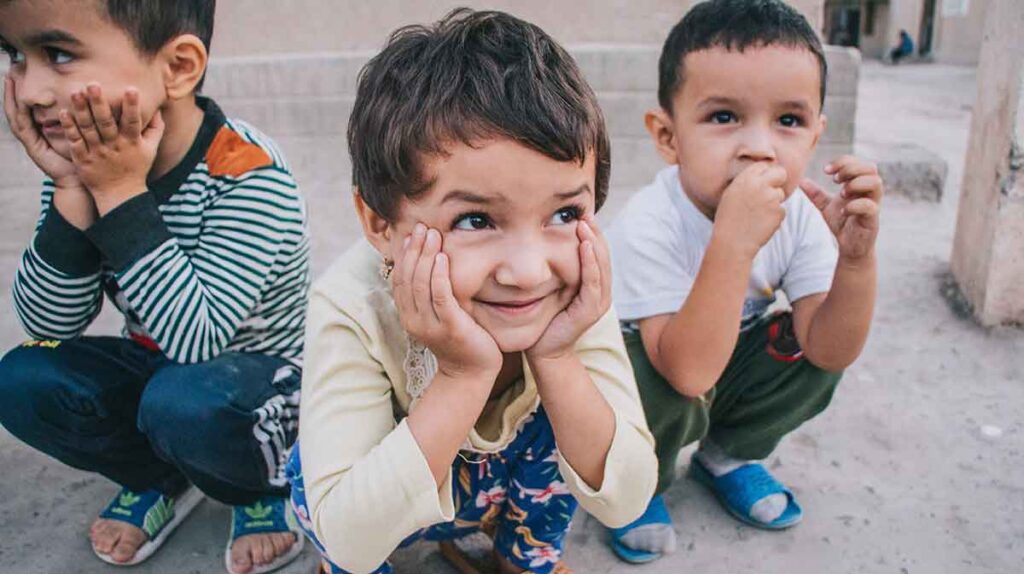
[689,454,802,530]
[608,494,674,564]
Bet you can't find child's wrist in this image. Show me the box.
[837,249,876,271]
[708,228,758,263]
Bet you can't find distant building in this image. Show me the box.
[823,0,988,64]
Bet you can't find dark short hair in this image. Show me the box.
[349,8,610,221]
[658,0,827,112]
[103,0,215,90]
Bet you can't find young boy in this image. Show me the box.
[605,0,882,563]
[0,1,309,572]
[287,9,657,574]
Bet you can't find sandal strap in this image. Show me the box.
[709,463,794,516]
[230,496,297,541]
[98,487,176,540]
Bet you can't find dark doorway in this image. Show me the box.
[918,0,937,55]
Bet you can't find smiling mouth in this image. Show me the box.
[36,120,64,137]
[477,295,548,316]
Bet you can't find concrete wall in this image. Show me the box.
[950,0,1024,326]
[211,0,825,58]
[933,0,988,65]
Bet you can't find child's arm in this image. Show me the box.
[61,85,307,363]
[639,163,788,398]
[392,226,503,485]
[527,217,658,527]
[4,76,103,339]
[792,158,882,371]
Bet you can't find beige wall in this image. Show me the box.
[934,0,988,65]
[211,0,824,58]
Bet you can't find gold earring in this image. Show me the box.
[380,257,395,280]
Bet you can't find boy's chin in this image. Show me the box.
[489,327,545,355]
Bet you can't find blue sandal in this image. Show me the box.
[689,455,802,530]
[608,494,674,564]
[225,496,304,574]
[94,485,204,566]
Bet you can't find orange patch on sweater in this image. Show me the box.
[206,127,272,177]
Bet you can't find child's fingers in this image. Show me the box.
[578,218,612,307]
[578,239,601,306]
[841,174,884,201]
[86,83,118,142]
[430,252,460,326]
[59,109,88,162]
[842,197,879,220]
[70,90,101,149]
[393,229,424,308]
[411,229,441,317]
[829,156,878,184]
[800,177,832,213]
[120,88,143,138]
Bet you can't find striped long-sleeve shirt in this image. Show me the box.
[12,97,310,365]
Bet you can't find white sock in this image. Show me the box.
[620,523,677,555]
[696,441,788,524]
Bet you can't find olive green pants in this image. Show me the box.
[626,313,843,495]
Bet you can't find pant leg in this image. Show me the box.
[138,352,301,505]
[493,408,578,574]
[624,330,711,494]
[707,312,843,460]
[0,337,186,494]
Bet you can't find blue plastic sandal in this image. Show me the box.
[225,496,304,574]
[689,455,803,530]
[608,494,673,564]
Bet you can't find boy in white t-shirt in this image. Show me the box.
[605,0,883,563]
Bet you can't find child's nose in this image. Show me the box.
[15,67,57,109]
[736,127,777,163]
[493,244,553,290]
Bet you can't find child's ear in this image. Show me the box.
[645,108,679,165]
[353,191,394,259]
[160,34,208,100]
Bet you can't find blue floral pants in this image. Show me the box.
[288,408,576,573]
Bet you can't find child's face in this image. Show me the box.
[0,0,166,160]
[660,45,826,217]
[387,139,595,353]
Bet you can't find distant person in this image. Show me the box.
[890,29,915,64]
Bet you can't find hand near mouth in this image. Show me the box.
[3,75,80,190]
[526,214,612,363]
[392,223,502,380]
[59,82,164,216]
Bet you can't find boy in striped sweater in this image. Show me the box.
[0,1,309,572]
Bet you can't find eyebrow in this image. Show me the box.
[440,183,592,206]
[696,96,742,110]
[23,29,82,47]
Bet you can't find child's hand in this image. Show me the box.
[713,162,788,258]
[60,83,164,215]
[801,155,883,262]
[526,215,611,363]
[3,75,80,191]
[393,224,502,379]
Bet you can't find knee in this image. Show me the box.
[0,344,83,432]
[137,367,235,444]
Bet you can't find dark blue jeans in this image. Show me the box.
[0,336,300,505]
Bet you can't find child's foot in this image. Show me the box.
[608,494,677,564]
[92,485,205,565]
[695,442,788,524]
[691,445,802,529]
[226,497,304,574]
[90,517,148,563]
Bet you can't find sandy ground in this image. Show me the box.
[0,60,1021,574]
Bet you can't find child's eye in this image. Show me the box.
[779,114,804,128]
[452,212,492,231]
[1,43,24,65]
[44,47,73,65]
[709,110,737,124]
[549,205,582,226]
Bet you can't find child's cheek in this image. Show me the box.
[443,247,481,309]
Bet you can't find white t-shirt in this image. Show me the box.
[607,165,838,328]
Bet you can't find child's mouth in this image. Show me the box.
[36,119,64,138]
[477,295,547,316]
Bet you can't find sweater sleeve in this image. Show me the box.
[12,183,104,340]
[84,166,306,363]
[298,288,455,573]
[551,308,659,528]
